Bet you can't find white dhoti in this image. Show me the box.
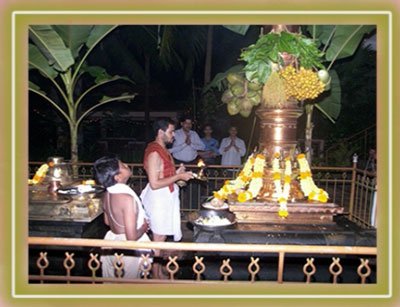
[101,231,152,279]
[140,183,182,241]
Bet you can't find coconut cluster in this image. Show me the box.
[221,73,263,117]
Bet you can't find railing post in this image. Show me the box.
[277,251,285,283]
[348,154,358,219]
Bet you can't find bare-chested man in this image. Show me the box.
[94,156,150,279]
[141,118,194,278]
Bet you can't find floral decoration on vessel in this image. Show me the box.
[271,153,292,218]
[237,154,266,202]
[211,151,329,218]
[213,154,255,200]
[297,154,329,203]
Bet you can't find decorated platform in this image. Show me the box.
[228,201,343,224]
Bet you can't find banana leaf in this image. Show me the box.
[306,25,375,64]
[29,81,45,94]
[315,69,341,122]
[80,64,112,83]
[305,25,336,48]
[86,25,118,48]
[222,25,250,36]
[29,25,75,72]
[323,25,375,61]
[28,44,58,79]
[52,25,94,58]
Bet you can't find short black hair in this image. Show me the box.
[93,155,120,188]
[152,118,175,134]
[180,115,193,123]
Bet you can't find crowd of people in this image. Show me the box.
[93,117,247,280]
[170,115,247,167]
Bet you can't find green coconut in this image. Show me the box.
[239,97,253,112]
[231,83,246,97]
[226,72,245,85]
[221,89,234,104]
[227,101,240,115]
[249,93,262,106]
[240,108,252,118]
[317,69,330,83]
[246,89,258,98]
[248,81,262,91]
[230,96,240,106]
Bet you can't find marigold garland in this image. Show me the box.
[241,154,265,202]
[28,163,49,185]
[297,154,329,202]
[272,154,292,218]
[212,151,329,218]
[214,154,256,200]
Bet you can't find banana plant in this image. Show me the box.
[302,25,375,163]
[29,25,137,175]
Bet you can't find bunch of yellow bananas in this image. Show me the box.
[280,66,325,101]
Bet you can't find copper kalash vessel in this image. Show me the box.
[228,102,343,224]
[222,24,343,224]
[256,102,302,158]
[255,103,305,201]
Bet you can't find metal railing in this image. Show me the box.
[29,160,377,227]
[28,159,377,284]
[29,237,376,284]
[324,125,376,166]
[349,169,377,228]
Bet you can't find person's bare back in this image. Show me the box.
[104,192,148,241]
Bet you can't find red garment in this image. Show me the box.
[143,141,176,192]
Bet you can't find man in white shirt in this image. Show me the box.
[169,116,205,164]
[219,126,246,166]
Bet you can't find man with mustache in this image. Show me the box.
[141,118,194,278]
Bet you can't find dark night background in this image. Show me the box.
[29,25,376,165]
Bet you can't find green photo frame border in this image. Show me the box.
[0,1,397,305]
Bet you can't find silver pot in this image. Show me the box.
[44,157,72,186]
[192,209,236,231]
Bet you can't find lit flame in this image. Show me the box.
[197,159,206,168]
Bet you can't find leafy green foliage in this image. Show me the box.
[315,69,341,122]
[86,25,117,49]
[29,25,75,72]
[158,26,207,81]
[29,25,136,166]
[324,25,375,62]
[29,81,45,94]
[330,46,376,139]
[52,25,94,58]
[80,64,112,83]
[240,32,324,83]
[305,25,375,64]
[29,44,58,79]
